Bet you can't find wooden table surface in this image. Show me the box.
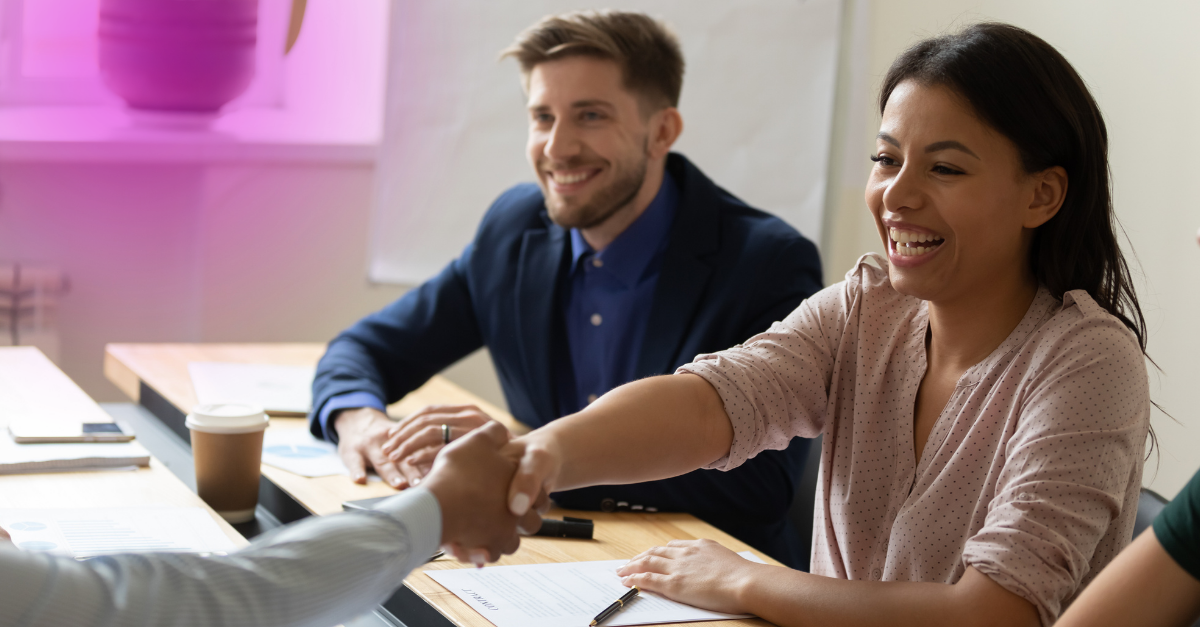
[104,342,776,627]
[0,347,246,547]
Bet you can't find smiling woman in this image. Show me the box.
[495,21,1153,627]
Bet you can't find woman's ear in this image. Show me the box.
[1024,165,1068,229]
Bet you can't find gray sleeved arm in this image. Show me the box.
[0,488,441,627]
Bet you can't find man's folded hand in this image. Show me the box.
[381,404,505,487]
[332,407,407,488]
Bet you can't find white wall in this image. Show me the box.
[823,0,1200,498]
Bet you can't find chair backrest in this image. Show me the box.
[1134,488,1169,539]
[787,434,822,573]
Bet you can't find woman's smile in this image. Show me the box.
[887,225,946,265]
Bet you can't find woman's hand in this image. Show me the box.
[503,434,561,517]
[615,539,764,615]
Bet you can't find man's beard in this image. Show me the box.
[545,153,648,230]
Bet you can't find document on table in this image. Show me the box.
[0,508,239,558]
[261,428,380,481]
[188,362,316,416]
[261,428,344,477]
[426,551,765,627]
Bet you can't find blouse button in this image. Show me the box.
[871,568,882,581]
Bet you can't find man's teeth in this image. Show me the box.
[888,227,944,256]
[552,171,592,184]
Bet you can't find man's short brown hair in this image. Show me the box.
[501,10,685,111]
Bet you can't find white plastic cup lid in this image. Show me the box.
[185,403,269,434]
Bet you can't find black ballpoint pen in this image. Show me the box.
[589,586,639,626]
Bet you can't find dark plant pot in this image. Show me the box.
[99,0,258,113]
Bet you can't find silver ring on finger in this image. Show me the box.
[441,423,451,445]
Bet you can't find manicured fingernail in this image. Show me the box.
[510,492,530,516]
[471,550,487,568]
[411,477,421,486]
[390,477,402,487]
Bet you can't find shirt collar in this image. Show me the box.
[568,170,679,287]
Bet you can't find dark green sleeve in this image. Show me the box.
[1153,469,1200,581]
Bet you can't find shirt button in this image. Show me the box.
[871,569,882,581]
[592,257,604,268]
[587,394,598,404]
[590,313,602,326]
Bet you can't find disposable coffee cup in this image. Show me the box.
[186,403,269,523]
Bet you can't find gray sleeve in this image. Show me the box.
[0,488,441,627]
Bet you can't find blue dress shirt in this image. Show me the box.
[557,171,678,415]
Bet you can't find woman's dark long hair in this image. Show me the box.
[879,22,1149,352]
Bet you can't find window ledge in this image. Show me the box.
[0,105,379,164]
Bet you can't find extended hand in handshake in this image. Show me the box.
[419,421,551,565]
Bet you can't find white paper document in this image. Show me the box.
[0,508,239,558]
[261,428,346,477]
[261,428,382,482]
[426,551,765,627]
[188,362,316,415]
[0,433,150,474]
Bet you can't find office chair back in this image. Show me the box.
[1135,488,1168,538]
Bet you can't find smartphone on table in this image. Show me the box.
[8,421,136,443]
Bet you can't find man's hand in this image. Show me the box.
[421,421,540,564]
[380,404,505,487]
[332,407,406,488]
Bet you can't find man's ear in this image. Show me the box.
[647,107,683,159]
[1024,165,1068,229]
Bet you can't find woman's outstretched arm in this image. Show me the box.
[504,372,731,515]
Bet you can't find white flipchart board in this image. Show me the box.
[369,0,842,285]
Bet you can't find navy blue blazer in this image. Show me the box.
[311,154,823,568]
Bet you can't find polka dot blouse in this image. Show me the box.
[677,255,1150,626]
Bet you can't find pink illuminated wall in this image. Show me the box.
[0,0,397,400]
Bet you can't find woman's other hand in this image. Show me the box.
[615,539,765,615]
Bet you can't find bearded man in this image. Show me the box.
[309,10,823,569]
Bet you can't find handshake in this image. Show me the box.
[420,421,558,565]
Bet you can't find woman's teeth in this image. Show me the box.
[889,227,944,256]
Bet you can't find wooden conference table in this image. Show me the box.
[0,346,246,547]
[104,342,777,627]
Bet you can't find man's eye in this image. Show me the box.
[869,154,897,167]
[581,111,604,121]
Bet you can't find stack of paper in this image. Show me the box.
[188,362,315,416]
[0,432,150,475]
[0,508,238,557]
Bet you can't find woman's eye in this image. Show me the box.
[870,154,897,167]
[932,165,964,175]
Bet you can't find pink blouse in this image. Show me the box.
[679,255,1150,625]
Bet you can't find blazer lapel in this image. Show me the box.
[635,154,721,379]
[514,214,568,422]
